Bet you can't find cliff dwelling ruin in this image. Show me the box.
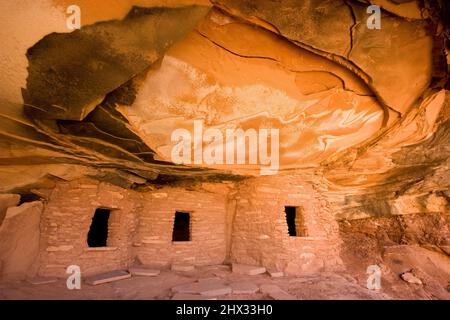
[0,0,449,300]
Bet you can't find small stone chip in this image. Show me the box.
[400,272,423,285]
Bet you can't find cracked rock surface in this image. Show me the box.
[0,0,449,300]
[0,0,449,221]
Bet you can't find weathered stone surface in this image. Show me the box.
[46,245,74,252]
[0,194,20,224]
[0,0,450,301]
[212,0,433,114]
[230,281,259,294]
[0,5,224,192]
[120,9,384,174]
[172,280,231,296]
[0,1,445,193]
[171,264,195,272]
[129,267,160,277]
[440,246,450,256]
[171,282,199,294]
[328,90,450,222]
[26,276,58,285]
[0,201,42,280]
[172,293,216,300]
[197,277,224,285]
[198,283,232,296]
[85,270,131,285]
[267,270,284,278]
[231,176,343,275]
[368,0,423,20]
[260,284,295,300]
[401,272,423,285]
[23,6,210,121]
[232,263,266,276]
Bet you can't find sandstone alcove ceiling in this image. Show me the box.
[119,8,384,173]
[2,0,446,191]
[0,0,449,301]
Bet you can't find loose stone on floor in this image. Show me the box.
[85,270,131,285]
[129,267,160,277]
[267,270,284,278]
[232,263,266,276]
[27,277,58,285]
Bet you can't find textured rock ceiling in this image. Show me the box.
[0,0,449,212]
[121,9,384,170]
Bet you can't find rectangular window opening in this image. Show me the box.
[172,211,191,242]
[285,206,307,237]
[87,208,111,247]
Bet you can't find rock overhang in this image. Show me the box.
[0,0,447,195]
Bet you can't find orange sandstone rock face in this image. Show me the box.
[212,0,434,114]
[118,10,384,173]
[0,0,449,300]
[0,0,444,185]
[0,201,43,279]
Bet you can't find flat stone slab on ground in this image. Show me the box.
[171,264,195,272]
[85,270,131,286]
[230,281,259,294]
[171,282,200,294]
[212,270,230,278]
[232,263,266,276]
[199,283,232,296]
[267,270,284,278]
[172,281,232,297]
[129,267,160,277]
[27,277,58,285]
[204,265,230,271]
[260,284,295,300]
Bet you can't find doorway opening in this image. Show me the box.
[172,211,191,242]
[87,208,111,247]
[285,206,307,237]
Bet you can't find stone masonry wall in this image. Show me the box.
[38,175,343,277]
[133,183,231,267]
[230,174,344,275]
[38,180,231,277]
[39,179,142,277]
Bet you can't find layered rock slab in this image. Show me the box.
[118,10,385,174]
[0,201,43,280]
[23,5,210,121]
[85,270,132,285]
[212,0,433,114]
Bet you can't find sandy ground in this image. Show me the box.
[0,264,406,300]
[1,243,449,300]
